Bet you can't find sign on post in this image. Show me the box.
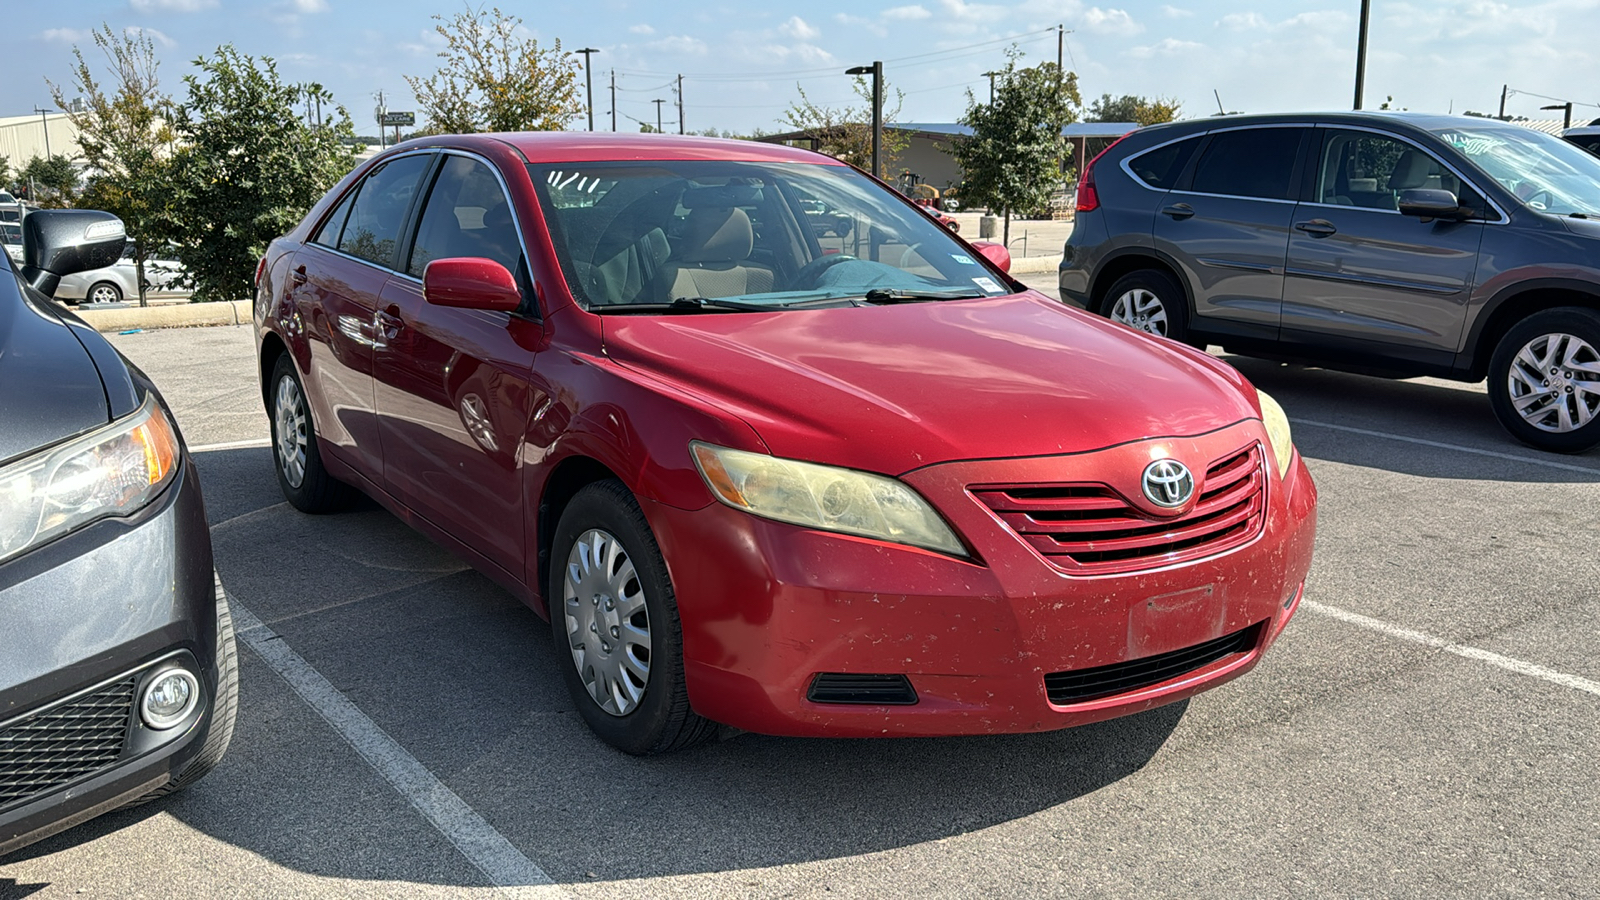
[380,112,415,127]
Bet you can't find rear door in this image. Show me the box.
[1281,127,1484,359]
[1153,125,1310,338]
[373,151,543,581]
[288,152,434,482]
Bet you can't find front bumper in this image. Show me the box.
[0,454,221,856]
[650,421,1316,738]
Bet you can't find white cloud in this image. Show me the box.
[939,0,1006,22]
[883,5,931,20]
[1084,7,1142,35]
[129,0,216,10]
[1219,12,1269,30]
[780,16,820,41]
[1127,37,1203,59]
[1160,4,1193,17]
[629,23,655,34]
[650,35,708,56]
[42,27,91,43]
[288,0,328,11]
[124,25,175,47]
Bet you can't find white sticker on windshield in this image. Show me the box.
[972,277,1003,294]
[950,254,975,265]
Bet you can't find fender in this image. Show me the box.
[1091,244,1198,318]
[1457,274,1600,377]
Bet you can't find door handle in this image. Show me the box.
[1295,219,1337,237]
[289,264,308,286]
[1161,203,1195,220]
[374,309,403,346]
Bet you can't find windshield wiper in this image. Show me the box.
[861,288,986,304]
[590,296,774,314]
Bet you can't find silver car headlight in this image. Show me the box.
[0,394,180,565]
[1256,389,1295,479]
[690,442,965,556]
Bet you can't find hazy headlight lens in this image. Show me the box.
[691,442,964,556]
[0,394,179,564]
[1256,389,1294,478]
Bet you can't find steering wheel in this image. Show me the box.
[790,253,856,290]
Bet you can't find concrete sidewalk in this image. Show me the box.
[66,298,253,332]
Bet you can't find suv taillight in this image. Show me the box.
[1075,135,1129,214]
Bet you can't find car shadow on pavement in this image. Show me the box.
[1221,356,1600,483]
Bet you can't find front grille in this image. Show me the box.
[807,673,919,705]
[0,677,135,809]
[1044,624,1260,705]
[973,444,1267,575]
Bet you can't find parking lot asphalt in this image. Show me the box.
[2,284,1597,899]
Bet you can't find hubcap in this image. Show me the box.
[90,284,118,303]
[1507,332,1600,433]
[274,375,308,488]
[562,529,652,716]
[1110,288,1168,336]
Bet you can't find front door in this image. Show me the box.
[1281,128,1484,357]
[374,153,542,581]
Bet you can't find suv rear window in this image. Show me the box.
[1127,137,1200,190]
[1190,128,1305,201]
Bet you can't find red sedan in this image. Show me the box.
[254,133,1316,754]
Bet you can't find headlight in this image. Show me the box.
[1256,389,1294,479]
[690,442,965,556]
[0,394,179,565]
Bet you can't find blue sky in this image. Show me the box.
[11,1,1600,135]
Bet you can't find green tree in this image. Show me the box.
[50,24,174,306]
[20,155,79,207]
[162,45,356,302]
[405,6,583,134]
[1086,93,1181,126]
[781,78,910,179]
[0,157,11,193]
[950,56,1081,244]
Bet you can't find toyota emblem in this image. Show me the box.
[1142,459,1194,508]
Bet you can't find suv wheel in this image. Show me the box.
[1488,307,1600,453]
[1103,270,1189,342]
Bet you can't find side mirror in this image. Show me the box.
[422,257,522,312]
[1398,189,1464,220]
[22,210,127,297]
[971,240,1011,274]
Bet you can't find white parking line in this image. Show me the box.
[1291,418,1600,475]
[189,437,272,453]
[1303,600,1600,698]
[229,601,571,898]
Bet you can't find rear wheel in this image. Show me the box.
[1488,307,1600,453]
[270,355,350,512]
[1102,269,1189,343]
[550,480,715,755]
[87,281,122,304]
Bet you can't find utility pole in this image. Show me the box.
[1353,0,1371,109]
[1542,102,1574,129]
[610,70,617,131]
[652,98,665,133]
[677,75,685,135]
[1058,24,1064,76]
[33,107,53,157]
[846,62,883,179]
[981,71,1000,104]
[575,48,599,131]
[1499,84,1508,119]
[375,90,386,150]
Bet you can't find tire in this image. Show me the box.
[269,355,351,512]
[1487,307,1600,453]
[87,281,122,304]
[550,479,716,755]
[1101,269,1190,343]
[130,571,239,804]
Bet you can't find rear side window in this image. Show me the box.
[1127,137,1200,189]
[1190,128,1305,201]
[338,154,433,268]
[1569,134,1600,158]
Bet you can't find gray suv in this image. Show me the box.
[1060,112,1600,453]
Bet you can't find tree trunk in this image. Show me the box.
[135,252,148,308]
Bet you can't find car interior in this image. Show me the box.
[1318,135,1468,210]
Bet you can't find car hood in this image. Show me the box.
[0,292,110,466]
[601,292,1261,475]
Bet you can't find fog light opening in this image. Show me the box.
[141,668,199,730]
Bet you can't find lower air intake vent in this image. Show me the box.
[807,673,918,705]
[1,677,135,811]
[1044,624,1260,705]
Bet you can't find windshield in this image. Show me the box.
[1431,124,1600,217]
[528,159,1005,312]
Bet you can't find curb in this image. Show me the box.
[66,300,253,333]
[1008,255,1062,275]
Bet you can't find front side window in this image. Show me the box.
[408,155,523,278]
[338,154,432,267]
[1189,128,1305,201]
[1433,124,1600,217]
[529,160,1009,312]
[1315,130,1472,212]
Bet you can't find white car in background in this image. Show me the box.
[54,242,188,304]
[2,221,21,264]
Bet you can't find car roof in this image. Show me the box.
[1137,110,1547,141]
[1565,125,1600,136]
[393,131,845,167]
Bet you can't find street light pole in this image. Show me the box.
[981,71,1000,104]
[846,62,883,179]
[652,98,665,133]
[1542,102,1574,130]
[1353,0,1371,110]
[575,48,599,131]
[34,106,53,157]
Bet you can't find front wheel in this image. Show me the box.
[1488,307,1600,453]
[87,281,123,304]
[1102,269,1189,343]
[550,480,715,755]
[269,355,351,512]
